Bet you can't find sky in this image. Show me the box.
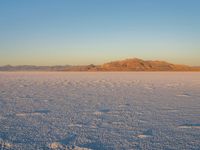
[0,0,200,66]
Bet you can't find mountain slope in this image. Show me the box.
[100,58,197,71]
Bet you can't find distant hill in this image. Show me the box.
[100,58,200,71]
[0,58,200,71]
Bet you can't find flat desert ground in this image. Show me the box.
[0,72,199,150]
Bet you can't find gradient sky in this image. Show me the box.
[0,0,200,66]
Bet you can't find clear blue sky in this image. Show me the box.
[0,0,200,66]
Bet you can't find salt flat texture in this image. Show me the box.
[0,72,199,150]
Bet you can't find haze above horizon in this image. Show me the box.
[0,0,200,66]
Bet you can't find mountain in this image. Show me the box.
[100,58,199,71]
[0,58,200,71]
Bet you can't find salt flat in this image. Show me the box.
[0,72,199,150]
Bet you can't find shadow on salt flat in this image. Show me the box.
[137,129,153,139]
[178,124,200,129]
[34,109,50,114]
[60,133,77,145]
[1,125,45,145]
[176,93,191,97]
[80,141,114,150]
[99,108,110,113]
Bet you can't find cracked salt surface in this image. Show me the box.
[0,72,200,149]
